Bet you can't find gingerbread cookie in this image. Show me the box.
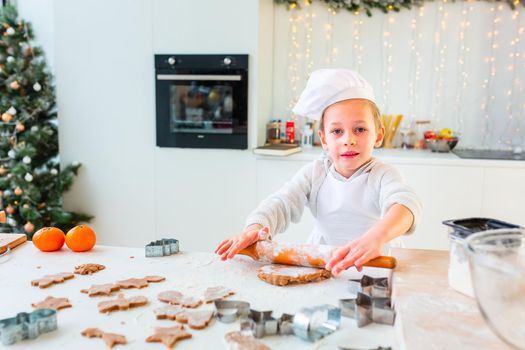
[203,286,235,303]
[32,296,72,310]
[81,328,127,348]
[81,283,120,297]
[175,310,214,330]
[98,293,148,314]
[224,331,270,350]
[31,272,75,288]
[116,276,165,289]
[75,263,106,275]
[146,325,192,348]
[154,305,184,320]
[157,291,202,308]
[257,264,332,286]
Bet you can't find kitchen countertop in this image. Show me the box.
[0,243,396,349]
[255,147,525,168]
[391,248,510,350]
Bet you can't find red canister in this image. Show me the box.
[285,120,295,144]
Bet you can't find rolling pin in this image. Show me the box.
[238,240,396,269]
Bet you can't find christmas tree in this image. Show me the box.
[0,5,92,238]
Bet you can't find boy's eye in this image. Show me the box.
[331,129,343,135]
[355,127,367,134]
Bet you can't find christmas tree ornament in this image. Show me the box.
[22,203,30,209]
[25,46,33,56]
[7,106,17,115]
[9,80,19,90]
[50,168,58,175]
[5,205,15,215]
[24,221,35,233]
[0,167,6,175]
[33,82,42,91]
[38,202,46,209]
[8,136,16,145]
[5,27,14,35]
[7,150,16,158]
[24,173,33,182]
[6,56,14,63]
[3,190,12,197]
[15,123,25,132]
[1,112,13,123]
[22,156,31,164]
[14,187,23,196]
[31,126,38,132]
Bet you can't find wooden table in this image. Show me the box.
[0,242,396,349]
[392,248,510,349]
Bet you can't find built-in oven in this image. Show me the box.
[155,54,248,149]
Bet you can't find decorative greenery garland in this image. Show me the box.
[275,0,523,16]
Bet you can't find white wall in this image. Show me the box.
[18,0,273,251]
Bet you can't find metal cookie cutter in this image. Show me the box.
[214,300,250,323]
[349,275,390,298]
[241,310,295,338]
[339,293,395,327]
[292,304,341,342]
[0,308,57,346]
[145,238,179,257]
[240,310,277,338]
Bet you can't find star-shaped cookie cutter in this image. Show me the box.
[240,309,294,338]
[0,308,57,346]
[348,275,390,298]
[292,304,341,342]
[214,300,251,323]
[339,292,396,327]
[145,238,179,257]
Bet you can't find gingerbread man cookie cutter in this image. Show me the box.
[214,300,250,323]
[0,308,57,346]
[292,304,341,342]
[145,238,179,257]
[339,293,396,327]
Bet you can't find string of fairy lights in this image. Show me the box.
[282,1,524,150]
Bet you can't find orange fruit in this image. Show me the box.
[65,225,96,252]
[32,227,66,252]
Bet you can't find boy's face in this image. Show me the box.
[319,99,384,178]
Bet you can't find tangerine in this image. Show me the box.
[65,225,96,252]
[32,227,65,252]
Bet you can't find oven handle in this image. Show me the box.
[156,74,242,81]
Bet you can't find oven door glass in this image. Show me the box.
[158,74,244,135]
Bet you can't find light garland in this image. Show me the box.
[324,6,337,66]
[430,0,448,126]
[352,12,364,70]
[381,13,395,113]
[287,6,302,112]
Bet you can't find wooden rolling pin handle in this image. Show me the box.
[364,256,397,269]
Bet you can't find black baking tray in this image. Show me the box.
[442,217,522,240]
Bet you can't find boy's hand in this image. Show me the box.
[325,230,386,276]
[214,224,269,261]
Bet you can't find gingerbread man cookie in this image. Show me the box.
[257,264,332,286]
[203,286,235,303]
[154,305,184,320]
[98,293,148,314]
[146,325,192,348]
[175,310,214,330]
[75,263,106,275]
[81,328,127,348]
[31,272,75,288]
[116,276,165,289]
[32,296,72,311]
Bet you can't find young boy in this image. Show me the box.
[215,69,421,276]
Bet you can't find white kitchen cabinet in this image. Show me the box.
[481,167,525,228]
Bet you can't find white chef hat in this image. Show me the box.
[292,69,376,120]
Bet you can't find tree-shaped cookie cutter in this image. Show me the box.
[240,309,294,338]
[0,308,57,345]
[292,304,341,342]
[145,238,179,257]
